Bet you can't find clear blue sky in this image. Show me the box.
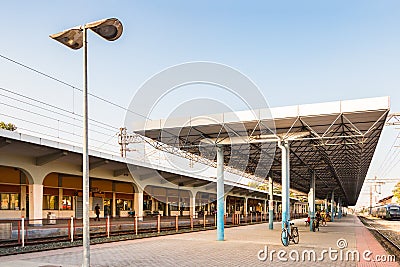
[1,1,399,206]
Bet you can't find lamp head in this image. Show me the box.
[49,28,83,50]
[50,18,123,50]
[86,18,123,41]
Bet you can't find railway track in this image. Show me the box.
[358,216,400,258]
[0,220,243,256]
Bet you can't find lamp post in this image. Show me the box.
[50,18,123,267]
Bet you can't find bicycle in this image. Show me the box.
[311,218,320,232]
[281,220,299,246]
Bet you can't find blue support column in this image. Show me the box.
[278,140,290,240]
[216,145,225,241]
[309,171,315,231]
[285,141,290,223]
[331,191,335,222]
[338,198,342,219]
[268,176,274,230]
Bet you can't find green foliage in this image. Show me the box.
[393,182,400,203]
[256,183,268,191]
[248,181,260,188]
[0,121,17,131]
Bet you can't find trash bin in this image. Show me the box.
[47,212,56,225]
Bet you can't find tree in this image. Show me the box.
[0,121,17,131]
[248,181,260,189]
[393,182,400,204]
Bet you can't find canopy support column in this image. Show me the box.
[309,170,315,231]
[331,191,335,222]
[216,145,224,241]
[325,196,328,212]
[278,140,290,242]
[244,197,248,216]
[268,175,274,230]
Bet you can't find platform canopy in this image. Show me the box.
[132,97,390,206]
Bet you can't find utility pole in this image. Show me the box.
[366,176,399,214]
[118,127,140,157]
[119,127,127,157]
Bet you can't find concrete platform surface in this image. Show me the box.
[0,215,398,267]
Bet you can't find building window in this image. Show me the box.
[143,194,152,211]
[0,193,20,210]
[62,196,73,210]
[43,195,59,210]
[117,199,132,213]
[170,202,179,211]
[116,199,132,211]
[180,199,190,211]
[143,199,152,211]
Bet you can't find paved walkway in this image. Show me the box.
[0,215,398,267]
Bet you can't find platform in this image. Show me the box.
[0,215,398,267]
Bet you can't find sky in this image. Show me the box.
[0,1,400,207]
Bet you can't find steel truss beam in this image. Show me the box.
[120,108,388,206]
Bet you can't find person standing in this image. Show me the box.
[321,210,327,226]
[315,210,321,231]
[95,203,101,221]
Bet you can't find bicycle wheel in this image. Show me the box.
[312,220,316,232]
[281,228,289,246]
[292,227,299,244]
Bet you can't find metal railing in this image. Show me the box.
[0,213,307,249]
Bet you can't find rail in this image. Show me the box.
[358,216,400,253]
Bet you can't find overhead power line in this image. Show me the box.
[375,131,400,176]
[0,100,112,137]
[0,87,117,132]
[0,53,148,120]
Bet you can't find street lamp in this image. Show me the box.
[50,18,123,267]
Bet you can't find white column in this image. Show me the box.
[244,197,248,216]
[134,188,144,220]
[308,171,315,231]
[21,185,27,217]
[151,197,156,212]
[166,197,169,216]
[190,191,197,217]
[28,184,43,225]
[59,188,63,211]
[112,192,116,217]
[331,191,335,222]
